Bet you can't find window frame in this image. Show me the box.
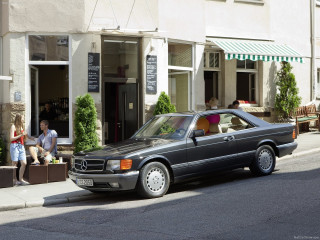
[204,51,221,71]
[26,33,72,145]
[168,40,194,111]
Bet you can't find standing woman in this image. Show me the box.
[10,114,33,185]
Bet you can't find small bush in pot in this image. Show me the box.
[153,91,176,115]
[74,94,99,153]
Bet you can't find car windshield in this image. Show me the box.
[134,116,193,140]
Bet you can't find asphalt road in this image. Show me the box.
[0,153,319,240]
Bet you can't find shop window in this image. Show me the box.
[28,35,70,142]
[29,36,69,61]
[30,65,69,138]
[168,43,192,68]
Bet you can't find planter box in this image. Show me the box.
[27,165,48,184]
[0,166,17,188]
[48,163,67,182]
[56,154,72,178]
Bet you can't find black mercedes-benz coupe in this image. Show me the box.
[69,109,297,198]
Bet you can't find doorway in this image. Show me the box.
[102,36,141,144]
[104,80,138,143]
[204,71,219,104]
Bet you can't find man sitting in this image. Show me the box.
[29,120,58,165]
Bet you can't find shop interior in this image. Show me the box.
[31,65,69,138]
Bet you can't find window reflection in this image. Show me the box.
[29,35,69,61]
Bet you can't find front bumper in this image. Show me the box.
[277,141,298,158]
[68,170,139,191]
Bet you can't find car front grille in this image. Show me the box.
[75,158,105,172]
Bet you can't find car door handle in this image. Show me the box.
[223,136,235,142]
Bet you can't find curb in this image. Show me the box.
[0,193,102,212]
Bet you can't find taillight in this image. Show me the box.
[292,129,296,139]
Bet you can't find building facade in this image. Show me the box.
[0,0,319,161]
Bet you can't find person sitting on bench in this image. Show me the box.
[29,120,58,165]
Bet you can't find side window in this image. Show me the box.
[195,114,222,136]
[219,113,253,133]
[194,113,254,137]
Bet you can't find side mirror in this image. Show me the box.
[190,129,205,138]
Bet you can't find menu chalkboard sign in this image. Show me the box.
[88,53,100,92]
[146,55,157,94]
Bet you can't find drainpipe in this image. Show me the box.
[310,0,316,100]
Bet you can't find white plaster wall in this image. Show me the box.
[224,59,237,106]
[158,0,206,43]
[292,60,312,105]
[7,33,25,103]
[6,0,86,33]
[86,0,158,32]
[71,34,102,104]
[270,0,310,56]
[4,0,158,34]
[144,37,168,106]
[205,0,271,40]
[261,60,311,108]
[194,44,205,110]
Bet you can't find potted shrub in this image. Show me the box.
[74,94,99,153]
[153,91,176,115]
[275,62,301,121]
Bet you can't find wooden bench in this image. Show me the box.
[294,104,320,135]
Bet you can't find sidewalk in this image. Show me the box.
[0,130,320,212]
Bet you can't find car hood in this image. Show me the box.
[81,138,177,158]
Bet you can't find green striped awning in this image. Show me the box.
[207,38,304,63]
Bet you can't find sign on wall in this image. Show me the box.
[146,55,157,94]
[88,52,100,92]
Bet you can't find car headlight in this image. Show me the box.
[106,159,132,170]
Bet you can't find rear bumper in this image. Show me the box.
[68,170,139,191]
[277,142,298,158]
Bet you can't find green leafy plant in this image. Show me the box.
[153,91,176,115]
[0,137,6,166]
[275,62,302,120]
[159,124,176,135]
[74,94,99,153]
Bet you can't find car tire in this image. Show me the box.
[137,162,170,198]
[250,145,276,176]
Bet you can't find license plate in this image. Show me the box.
[77,178,94,186]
